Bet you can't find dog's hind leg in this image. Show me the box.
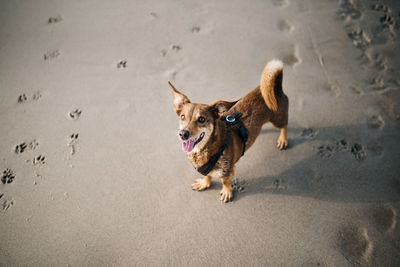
[192,176,212,191]
[276,125,288,150]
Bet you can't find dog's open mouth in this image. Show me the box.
[182,132,205,152]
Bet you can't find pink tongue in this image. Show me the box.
[182,140,196,152]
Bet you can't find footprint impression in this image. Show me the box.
[117,60,127,68]
[44,50,60,60]
[69,109,82,120]
[32,155,46,166]
[1,168,15,184]
[318,139,367,160]
[68,133,79,155]
[271,0,289,8]
[301,128,319,139]
[338,224,373,264]
[17,92,42,104]
[15,139,39,154]
[277,19,293,33]
[161,44,182,57]
[0,169,16,211]
[367,115,384,129]
[372,203,397,233]
[232,179,247,194]
[1,194,15,212]
[48,15,63,24]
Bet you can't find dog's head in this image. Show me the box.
[169,82,236,153]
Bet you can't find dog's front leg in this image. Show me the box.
[220,174,233,202]
[192,176,212,191]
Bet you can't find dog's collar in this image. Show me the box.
[196,144,227,176]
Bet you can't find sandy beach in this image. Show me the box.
[1,0,399,266]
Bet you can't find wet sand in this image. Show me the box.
[1,0,399,266]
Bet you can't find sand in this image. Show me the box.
[0,0,399,266]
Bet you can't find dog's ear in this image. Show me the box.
[210,99,238,116]
[169,81,190,115]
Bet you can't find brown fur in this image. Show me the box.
[170,60,288,202]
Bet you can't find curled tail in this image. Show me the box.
[260,59,283,112]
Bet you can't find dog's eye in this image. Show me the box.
[180,114,185,120]
[198,116,205,123]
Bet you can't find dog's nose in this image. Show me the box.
[179,130,190,140]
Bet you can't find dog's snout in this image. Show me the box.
[179,130,190,140]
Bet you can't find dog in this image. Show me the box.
[170,59,288,202]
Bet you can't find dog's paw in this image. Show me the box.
[276,136,288,150]
[192,178,210,191]
[220,187,233,202]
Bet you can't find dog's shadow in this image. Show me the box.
[232,123,400,204]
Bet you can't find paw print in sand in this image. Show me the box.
[69,109,82,120]
[1,169,15,184]
[33,155,46,166]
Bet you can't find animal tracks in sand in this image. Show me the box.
[338,0,398,97]
[318,139,367,161]
[301,128,319,139]
[160,49,167,57]
[69,109,82,120]
[32,155,46,166]
[325,83,341,97]
[276,19,293,33]
[1,195,15,212]
[380,14,396,29]
[161,44,182,57]
[282,49,300,67]
[345,23,371,50]
[1,168,15,184]
[318,144,339,159]
[68,133,79,156]
[117,60,127,68]
[367,115,384,129]
[319,139,349,157]
[375,54,389,71]
[48,15,63,24]
[372,203,397,233]
[29,139,39,150]
[264,178,287,191]
[271,0,289,8]
[338,0,363,20]
[350,143,367,161]
[350,85,363,95]
[371,4,391,13]
[15,142,27,154]
[337,203,398,264]
[191,26,200,33]
[44,50,60,61]
[17,92,42,104]
[171,45,181,51]
[338,224,373,264]
[15,139,39,154]
[33,92,42,101]
[280,44,300,67]
[17,94,27,103]
[371,75,385,90]
[232,179,247,194]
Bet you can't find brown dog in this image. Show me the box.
[170,60,288,202]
